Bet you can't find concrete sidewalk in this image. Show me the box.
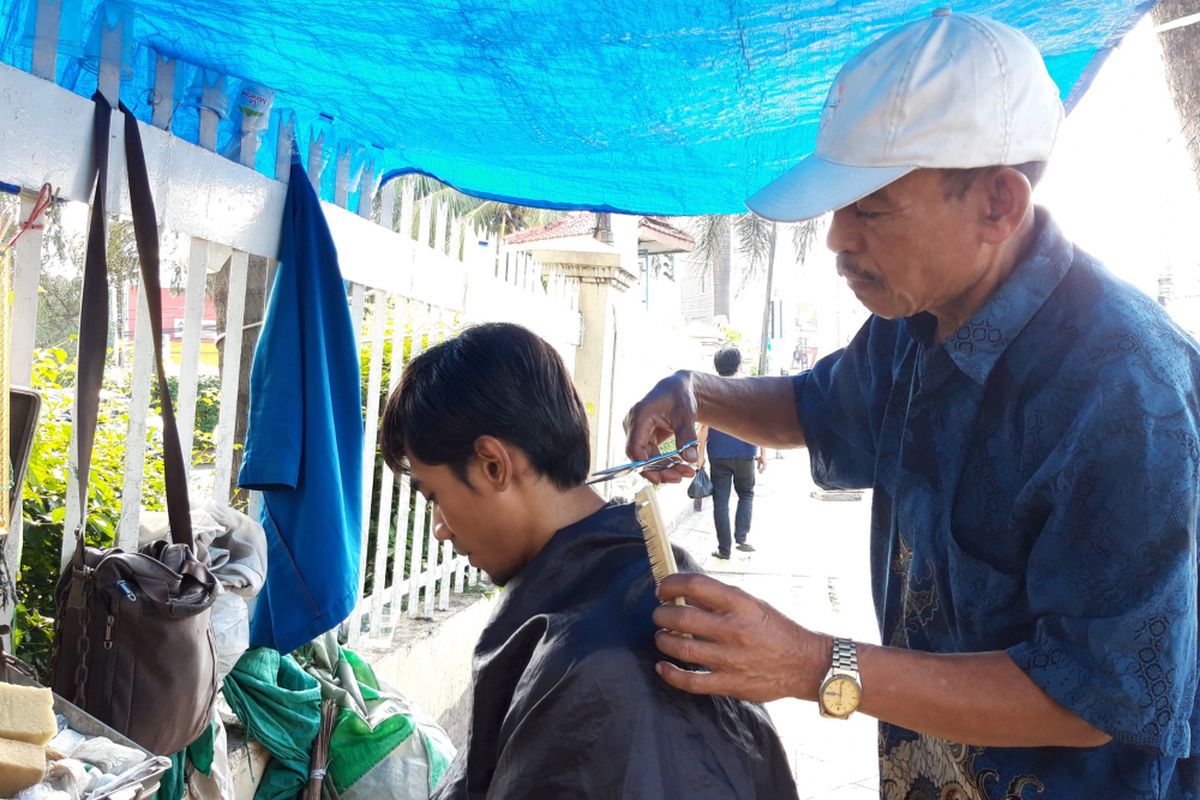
[668,451,881,799]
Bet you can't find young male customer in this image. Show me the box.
[381,322,798,799]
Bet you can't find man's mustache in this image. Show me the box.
[836,257,882,285]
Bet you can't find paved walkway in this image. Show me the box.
[670,451,881,799]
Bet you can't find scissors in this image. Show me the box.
[587,439,700,485]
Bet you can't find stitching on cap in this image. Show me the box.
[890,21,935,158]
[962,15,1011,162]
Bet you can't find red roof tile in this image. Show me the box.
[505,213,694,247]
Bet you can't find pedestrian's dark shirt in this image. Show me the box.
[432,503,798,800]
[707,428,758,460]
[794,210,1200,799]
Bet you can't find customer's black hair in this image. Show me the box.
[714,346,742,377]
[380,322,590,490]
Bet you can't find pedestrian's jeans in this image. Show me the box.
[710,457,755,556]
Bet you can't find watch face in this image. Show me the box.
[820,675,861,717]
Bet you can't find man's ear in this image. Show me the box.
[976,166,1033,245]
[472,435,514,491]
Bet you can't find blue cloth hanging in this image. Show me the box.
[239,158,363,654]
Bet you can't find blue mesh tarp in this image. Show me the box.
[0,1,1155,214]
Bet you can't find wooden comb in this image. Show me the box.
[634,486,687,611]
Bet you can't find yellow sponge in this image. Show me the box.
[0,737,45,795]
[0,683,56,745]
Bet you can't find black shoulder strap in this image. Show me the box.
[77,94,193,548]
[74,95,111,532]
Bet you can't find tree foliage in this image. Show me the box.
[387,174,566,244]
[691,213,824,323]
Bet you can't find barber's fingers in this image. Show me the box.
[653,661,727,697]
[652,601,725,640]
[655,573,754,612]
[640,463,695,485]
[654,630,729,670]
[623,374,698,461]
[624,407,686,462]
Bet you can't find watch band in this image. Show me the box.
[831,637,858,674]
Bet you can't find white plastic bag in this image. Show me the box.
[187,713,235,800]
[210,590,250,682]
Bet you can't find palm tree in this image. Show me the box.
[691,214,745,322]
[1153,0,1200,195]
[692,213,823,370]
[387,174,567,243]
[756,218,822,375]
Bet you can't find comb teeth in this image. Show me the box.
[634,487,686,609]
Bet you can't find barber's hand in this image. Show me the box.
[623,371,699,484]
[652,573,830,704]
[756,455,767,474]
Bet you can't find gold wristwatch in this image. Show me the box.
[818,637,862,719]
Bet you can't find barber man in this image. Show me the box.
[626,10,1200,797]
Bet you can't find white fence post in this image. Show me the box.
[30,0,61,81]
[115,281,155,551]
[434,202,449,256]
[379,178,396,233]
[350,290,386,644]
[63,11,127,567]
[432,310,454,612]
[196,73,225,153]
[4,190,47,640]
[404,305,429,618]
[416,197,432,252]
[370,299,404,634]
[334,142,352,208]
[10,195,44,386]
[176,238,209,482]
[212,251,249,500]
[96,6,123,107]
[275,110,295,182]
[151,54,175,131]
[308,117,330,193]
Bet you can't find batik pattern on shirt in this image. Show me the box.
[795,210,1200,799]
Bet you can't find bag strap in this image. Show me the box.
[76,94,193,549]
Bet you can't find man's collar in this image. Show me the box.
[909,208,1074,385]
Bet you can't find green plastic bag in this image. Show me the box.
[296,632,455,799]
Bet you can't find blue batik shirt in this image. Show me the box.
[795,210,1200,799]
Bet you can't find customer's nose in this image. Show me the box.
[431,506,454,541]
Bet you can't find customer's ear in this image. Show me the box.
[473,436,513,492]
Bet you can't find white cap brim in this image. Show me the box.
[745,155,915,222]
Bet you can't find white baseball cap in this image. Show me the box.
[746,9,1064,222]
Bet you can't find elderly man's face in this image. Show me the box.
[826,169,990,321]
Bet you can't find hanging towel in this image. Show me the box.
[239,157,363,654]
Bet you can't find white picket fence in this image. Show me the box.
[1,0,583,645]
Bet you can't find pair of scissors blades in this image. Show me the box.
[587,439,699,485]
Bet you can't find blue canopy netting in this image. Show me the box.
[0,0,1156,215]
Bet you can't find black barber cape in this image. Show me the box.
[432,502,800,799]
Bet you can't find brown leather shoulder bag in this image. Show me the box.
[51,95,218,756]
